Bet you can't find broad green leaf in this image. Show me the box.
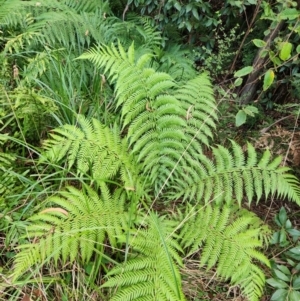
[234,77,243,87]
[274,268,290,282]
[263,69,275,91]
[277,265,291,277]
[271,288,288,301]
[278,207,287,225]
[296,45,300,54]
[253,39,267,48]
[289,246,300,255]
[279,8,299,20]
[174,2,181,11]
[289,290,300,301]
[279,42,293,61]
[186,4,193,12]
[267,278,288,289]
[293,277,300,290]
[234,66,253,78]
[192,8,200,20]
[186,21,192,32]
[269,50,282,66]
[270,231,280,244]
[260,49,269,58]
[235,110,247,127]
[287,228,300,239]
[295,263,300,271]
[243,105,258,116]
[279,229,287,247]
[285,219,292,229]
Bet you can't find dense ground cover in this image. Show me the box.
[1,1,300,300]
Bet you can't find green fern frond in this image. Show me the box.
[40,114,139,190]
[80,42,218,191]
[174,73,218,149]
[13,186,129,280]
[0,0,23,22]
[102,213,186,301]
[110,14,162,51]
[0,144,15,197]
[153,44,197,81]
[2,0,111,53]
[172,140,300,205]
[179,204,270,301]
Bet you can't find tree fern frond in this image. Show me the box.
[2,0,113,53]
[13,186,129,280]
[174,73,217,150]
[102,213,186,301]
[0,0,21,21]
[40,114,140,190]
[80,42,188,189]
[172,141,300,205]
[80,42,218,191]
[179,204,270,301]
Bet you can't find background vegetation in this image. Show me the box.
[1,0,300,300]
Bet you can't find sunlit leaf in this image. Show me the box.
[263,69,275,91]
[234,77,243,87]
[234,66,253,77]
[235,110,247,127]
[253,39,267,48]
[279,42,293,61]
[279,8,299,20]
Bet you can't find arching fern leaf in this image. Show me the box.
[172,140,300,205]
[13,186,129,280]
[102,213,186,301]
[179,204,271,301]
[40,114,140,191]
[80,42,217,192]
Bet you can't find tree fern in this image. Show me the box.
[80,42,217,191]
[40,114,140,191]
[179,204,271,301]
[171,140,300,205]
[13,185,130,280]
[102,213,186,301]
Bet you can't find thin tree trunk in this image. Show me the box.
[239,20,284,105]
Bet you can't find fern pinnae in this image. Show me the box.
[179,205,270,301]
[246,142,257,167]
[103,214,185,301]
[277,173,300,205]
[231,139,245,167]
[13,186,129,279]
[243,169,254,203]
[258,148,272,168]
